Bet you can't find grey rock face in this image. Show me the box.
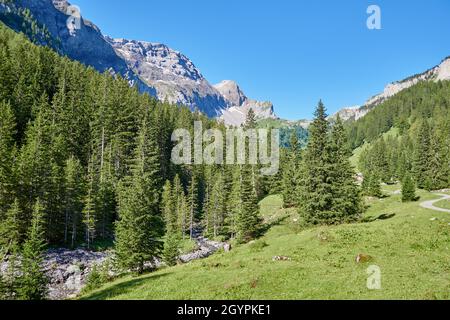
[106,37,229,117]
[1,0,278,121]
[214,80,277,126]
[365,57,450,107]
[219,100,277,127]
[214,80,248,107]
[333,56,450,121]
[4,0,154,94]
[329,106,369,122]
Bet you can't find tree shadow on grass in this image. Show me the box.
[81,272,172,300]
[257,215,289,238]
[361,213,396,223]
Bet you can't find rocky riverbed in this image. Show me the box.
[1,229,228,300]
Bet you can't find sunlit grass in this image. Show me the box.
[81,185,450,300]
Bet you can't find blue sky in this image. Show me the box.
[73,0,450,120]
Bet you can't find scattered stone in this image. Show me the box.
[317,231,329,242]
[430,217,438,221]
[1,224,228,300]
[356,254,373,263]
[272,256,291,261]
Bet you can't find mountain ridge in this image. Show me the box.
[0,0,276,123]
[331,56,450,122]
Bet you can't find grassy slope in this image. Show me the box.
[435,199,450,210]
[82,187,450,300]
[349,128,400,171]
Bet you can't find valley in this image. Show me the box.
[81,186,450,300]
[0,0,449,302]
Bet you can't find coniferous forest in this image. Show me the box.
[350,82,450,194]
[0,22,367,299]
[0,4,449,300]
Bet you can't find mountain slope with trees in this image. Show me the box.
[349,80,450,192]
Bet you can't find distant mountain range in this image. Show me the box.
[0,0,276,124]
[1,0,449,126]
[331,56,450,122]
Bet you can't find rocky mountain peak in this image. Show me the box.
[330,106,367,122]
[214,80,248,107]
[52,0,70,13]
[333,56,450,123]
[1,0,278,121]
[366,56,450,107]
[106,37,204,83]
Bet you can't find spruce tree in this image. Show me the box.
[17,199,48,300]
[0,199,22,253]
[329,116,364,223]
[244,108,257,129]
[96,153,116,240]
[236,164,261,242]
[428,130,448,190]
[64,156,85,248]
[0,101,16,214]
[172,174,187,239]
[162,180,177,233]
[115,115,163,274]
[209,172,226,238]
[299,100,334,224]
[161,180,181,266]
[413,119,431,189]
[83,159,96,249]
[226,166,242,239]
[16,103,53,235]
[187,171,198,240]
[282,132,301,208]
[368,172,383,198]
[401,173,417,202]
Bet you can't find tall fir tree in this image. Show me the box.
[63,156,85,248]
[329,116,364,223]
[236,164,261,242]
[300,103,364,224]
[186,171,199,240]
[17,199,48,300]
[413,119,432,190]
[299,100,334,224]
[0,101,16,214]
[282,132,301,208]
[82,157,96,249]
[0,199,22,253]
[209,172,226,238]
[115,114,163,274]
[226,166,242,239]
[401,173,417,202]
[161,180,181,266]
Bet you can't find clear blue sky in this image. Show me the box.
[73,0,450,120]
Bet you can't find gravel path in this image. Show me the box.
[420,193,450,213]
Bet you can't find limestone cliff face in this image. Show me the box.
[214,80,277,126]
[366,57,450,107]
[0,0,278,120]
[333,57,450,122]
[106,37,229,118]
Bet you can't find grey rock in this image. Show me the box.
[0,0,278,122]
